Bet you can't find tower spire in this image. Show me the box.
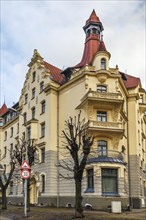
[76,10,105,68]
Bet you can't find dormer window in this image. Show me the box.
[101,58,106,70]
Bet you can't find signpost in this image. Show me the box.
[20,160,30,217]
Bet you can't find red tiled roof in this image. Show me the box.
[43,61,64,84]
[86,9,101,25]
[123,74,140,89]
[0,103,8,116]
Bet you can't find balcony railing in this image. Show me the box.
[81,91,123,103]
[89,120,123,129]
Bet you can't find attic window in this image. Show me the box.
[101,58,106,70]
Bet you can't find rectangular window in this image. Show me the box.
[97,111,107,122]
[87,169,94,192]
[41,101,46,114]
[41,123,45,138]
[32,71,36,82]
[4,131,7,141]
[27,126,31,140]
[31,107,35,119]
[102,168,118,195]
[41,175,45,192]
[98,140,107,156]
[25,94,28,104]
[41,148,45,163]
[32,88,35,99]
[17,123,19,134]
[9,181,13,195]
[40,81,44,93]
[10,127,13,137]
[23,113,27,124]
[97,85,107,93]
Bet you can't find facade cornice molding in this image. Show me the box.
[44,84,59,94]
[128,93,139,100]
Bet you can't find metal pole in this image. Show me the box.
[24,127,28,217]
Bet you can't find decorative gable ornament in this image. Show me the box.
[28,49,44,68]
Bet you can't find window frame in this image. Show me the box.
[41,122,45,138]
[98,140,107,156]
[41,174,45,192]
[40,147,45,163]
[97,85,107,93]
[40,81,44,93]
[86,168,94,192]
[97,111,107,122]
[32,71,36,82]
[32,88,36,99]
[25,93,28,104]
[31,107,36,119]
[102,168,118,195]
[101,58,106,70]
[41,100,46,114]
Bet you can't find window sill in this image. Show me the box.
[40,136,45,139]
[85,188,94,193]
[102,193,119,197]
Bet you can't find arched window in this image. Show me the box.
[101,58,106,70]
[98,140,107,156]
[41,174,45,193]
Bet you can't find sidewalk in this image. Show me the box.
[0,204,146,220]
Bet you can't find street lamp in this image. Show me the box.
[9,108,29,217]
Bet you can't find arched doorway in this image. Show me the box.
[30,177,37,204]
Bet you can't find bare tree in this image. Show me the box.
[59,111,94,218]
[0,149,16,209]
[0,138,37,210]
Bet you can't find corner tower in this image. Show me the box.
[76,10,110,70]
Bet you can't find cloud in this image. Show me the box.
[0,0,145,107]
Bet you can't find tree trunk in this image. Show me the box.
[2,186,7,210]
[74,178,84,218]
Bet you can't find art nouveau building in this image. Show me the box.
[0,10,146,209]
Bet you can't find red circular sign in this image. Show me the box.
[20,169,30,179]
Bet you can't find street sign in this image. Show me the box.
[20,160,30,170]
[20,169,30,179]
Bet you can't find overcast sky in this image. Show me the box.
[0,0,145,107]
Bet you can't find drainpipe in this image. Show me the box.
[57,91,60,207]
[126,97,132,209]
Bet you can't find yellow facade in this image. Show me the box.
[0,10,145,209]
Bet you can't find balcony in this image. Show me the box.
[88,120,124,138]
[87,150,126,165]
[76,90,124,110]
